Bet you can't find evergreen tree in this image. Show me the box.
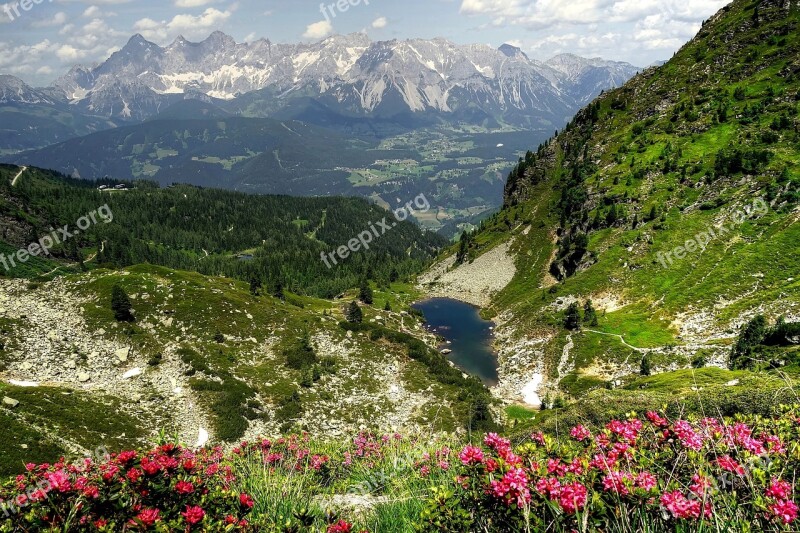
[456,231,470,264]
[384,301,392,312]
[272,281,284,300]
[389,268,400,283]
[640,355,652,376]
[564,303,582,330]
[730,315,767,369]
[345,301,363,324]
[583,300,598,327]
[249,277,262,296]
[358,280,373,305]
[111,285,134,322]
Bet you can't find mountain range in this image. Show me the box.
[0,34,642,235]
[1,33,642,148]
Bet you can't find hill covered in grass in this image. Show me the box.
[425,0,799,407]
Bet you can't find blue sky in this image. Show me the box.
[1,0,729,86]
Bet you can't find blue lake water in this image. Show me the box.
[412,298,499,386]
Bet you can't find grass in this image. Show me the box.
[0,383,152,476]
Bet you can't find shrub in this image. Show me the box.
[111,284,134,322]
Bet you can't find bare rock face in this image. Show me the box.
[41,33,639,124]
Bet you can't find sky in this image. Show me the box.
[1,0,730,87]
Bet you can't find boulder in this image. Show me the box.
[115,347,130,362]
[78,373,91,383]
[2,397,20,408]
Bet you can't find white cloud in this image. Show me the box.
[133,7,232,42]
[371,16,387,29]
[460,0,728,61]
[31,11,68,27]
[174,0,218,7]
[303,20,333,39]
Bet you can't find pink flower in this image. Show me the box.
[535,477,562,499]
[45,470,71,493]
[530,432,546,445]
[459,445,485,466]
[766,478,793,500]
[715,455,745,475]
[635,472,657,491]
[770,500,798,524]
[484,433,512,452]
[673,421,704,451]
[181,505,205,525]
[660,490,712,520]
[646,411,669,427]
[558,482,588,514]
[689,474,712,496]
[490,467,531,507]
[602,471,632,496]
[570,425,592,442]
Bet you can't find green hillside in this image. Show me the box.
[0,164,445,298]
[456,0,799,398]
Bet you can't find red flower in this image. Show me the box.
[140,458,161,476]
[715,455,746,475]
[126,468,142,483]
[135,508,161,527]
[327,520,353,533]
[175,480,195,494]
[239,493,255,509]
[181,505,205,525]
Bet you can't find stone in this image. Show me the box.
[65,360,77,370]
[3,397,20,408]
[115,347,130,362]
[96,329,105,336]
[123,368,142,379]
[78,373,91,383]
[20,362,33,371]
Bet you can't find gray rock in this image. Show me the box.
[115,347,130,362]
[78,373,91,383]
[3,397,20,408]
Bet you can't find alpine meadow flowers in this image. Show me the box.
[420,408,800,532]
[1,410,799,532]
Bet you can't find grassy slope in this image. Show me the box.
[0,264,489,475]
[464,0,800,394]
